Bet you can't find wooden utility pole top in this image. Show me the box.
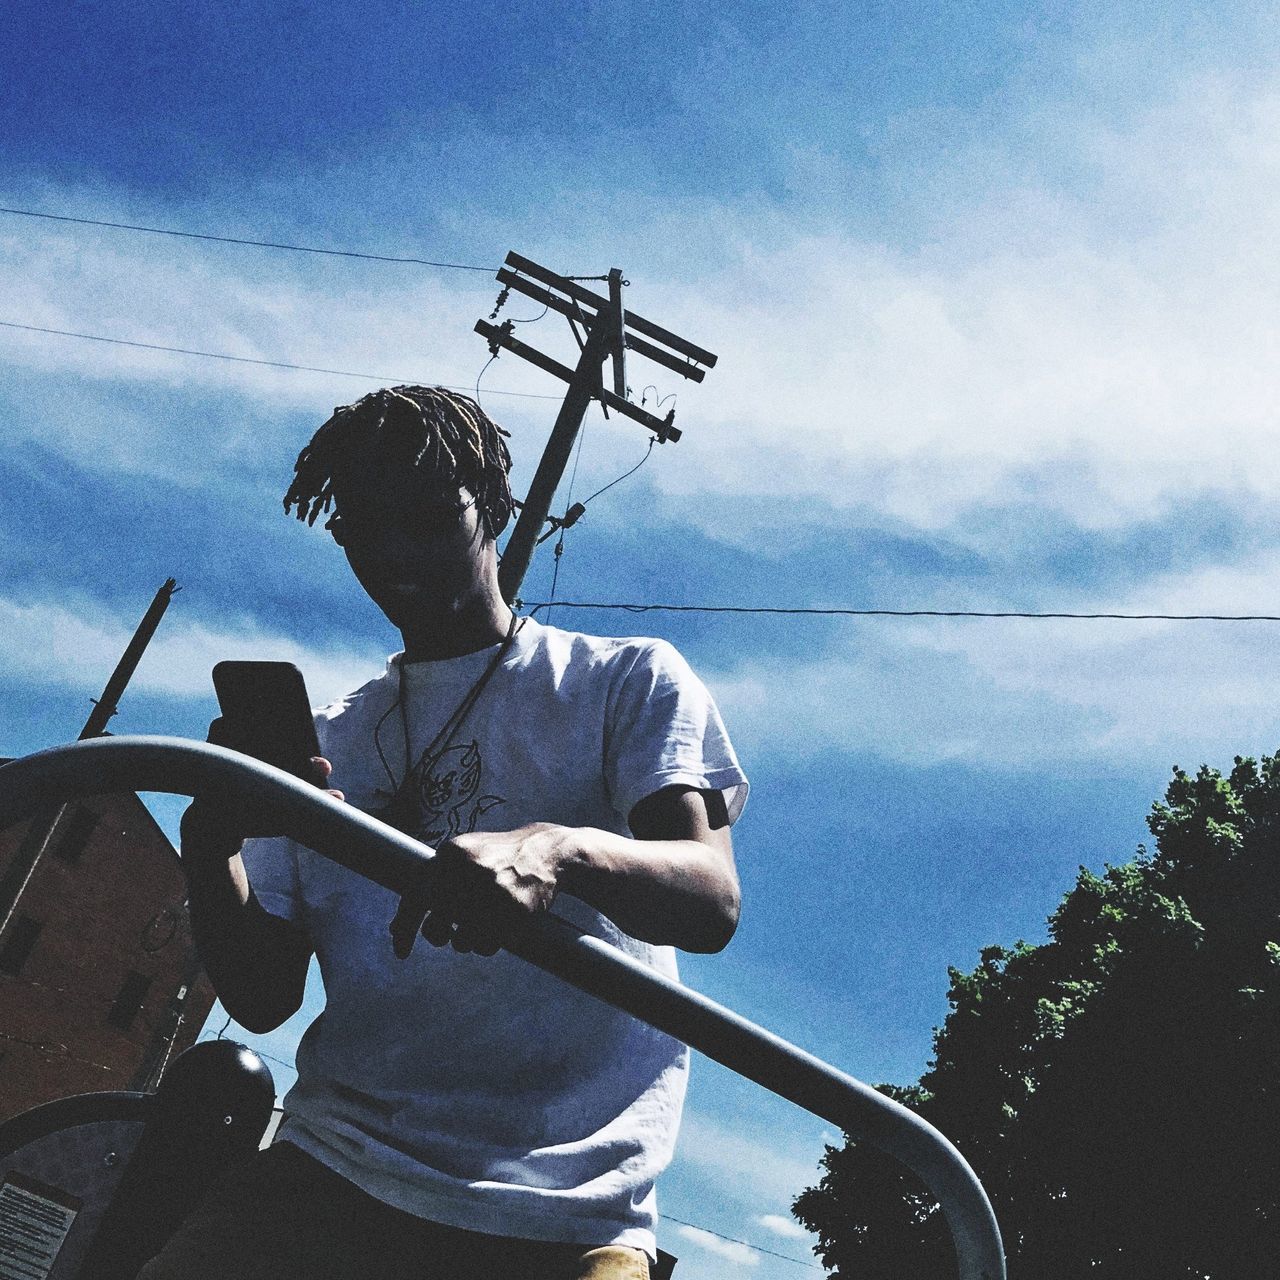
[80,577,180,739]
[475,252,717,603]
[0,578,179,943]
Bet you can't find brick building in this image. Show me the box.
[0,786,216,1120]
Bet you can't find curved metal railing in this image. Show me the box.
[0,736,1006,1279]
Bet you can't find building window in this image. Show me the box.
[107,972,153,1031]
[0,916,41,976]
[53,807,98,864]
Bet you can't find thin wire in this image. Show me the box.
[253,1048,298,1074]
[580,436,656,507]
[474,352,498,408]
[0,319,563,399]
[524,602,1280,622]
[659,1213,821,1270]
[197,1031,296,1074]
[640,384,677,411]
[511,303,550,324]
[545,421,589,624]
[0,205,498,272]
[566,421,588,513]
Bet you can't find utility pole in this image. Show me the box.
[0,578,179,941]
[80,578,180,739]
[474,252,717,603]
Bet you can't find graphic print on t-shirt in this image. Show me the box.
[413,739,505,843]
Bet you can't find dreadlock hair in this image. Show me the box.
[283,385,515,539]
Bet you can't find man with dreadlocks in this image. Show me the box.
[151,386,748,1280]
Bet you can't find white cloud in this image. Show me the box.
[613,76,1280,535]
[675,1224,760,1267]
[9,70,1280,537]
[0,203,559,487]
[705,547,1280,770]
[0,593,377,710]
[757,1213,812,1240]
[675,1109,823,1211]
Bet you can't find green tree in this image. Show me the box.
[794,755,1280,1278]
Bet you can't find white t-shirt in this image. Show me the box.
[241,618,748,1254]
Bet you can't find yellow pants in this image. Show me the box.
[136,1141,649,1279]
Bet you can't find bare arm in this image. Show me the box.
[178,724,328,1034]
[389,785,740,958]
[181,803,313,1033]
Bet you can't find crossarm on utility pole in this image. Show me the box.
[504,251,718,367]
[495,270,707,384]
[475,321,680,443]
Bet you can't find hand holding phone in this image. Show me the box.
[212,661,322,781]
[205,661,328,838]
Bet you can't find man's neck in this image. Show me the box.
[399,590,514,662]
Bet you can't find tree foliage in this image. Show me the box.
[794,754,1280,1278]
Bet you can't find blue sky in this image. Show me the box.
[7,2,1280,1274]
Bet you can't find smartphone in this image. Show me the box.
[211,660,321,783]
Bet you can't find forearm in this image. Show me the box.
[181,813,311,1032]
[554,825,740,953]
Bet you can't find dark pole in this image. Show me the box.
[80,578,179,739]
[497,320,614,604]
[480,254,708,601]
[0,579,179,941]
[607,267,627,399]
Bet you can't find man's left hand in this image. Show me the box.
[388,823,567,959]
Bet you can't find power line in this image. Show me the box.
[523,602,1280,622]
[660,1212,821,1270]
[0,205,497,272]
[0,319,562,400]
[7,306,1264,623]
[580,435,656,507]
[544,416,590,623]
[196,1031,296,1075]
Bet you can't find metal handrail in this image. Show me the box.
[0,736,1006,1279]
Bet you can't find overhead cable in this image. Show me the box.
[0,204,497,272]
[579,435,656,506]
[0,205,611,281]
[523,602,1280,622]
[196,1032,296,1075]
[0,319,562,400]
[659,1212,821,1270]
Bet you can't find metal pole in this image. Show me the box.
[0,736,1007,1280]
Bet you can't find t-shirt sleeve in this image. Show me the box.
[240,835,303,923]
[604,639,749,829]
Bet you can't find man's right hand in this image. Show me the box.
[182,718,341,847]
